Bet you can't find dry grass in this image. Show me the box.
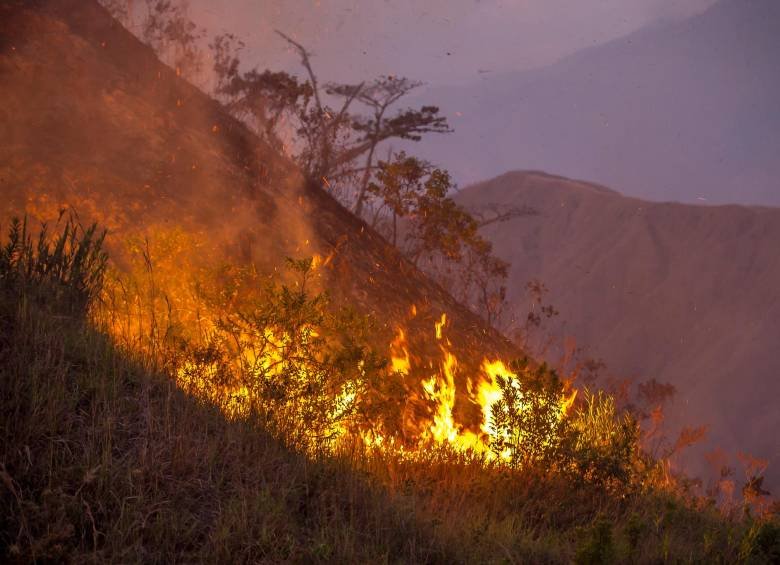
[0,220,777,563]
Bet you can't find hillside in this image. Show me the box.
[456,171,780,484]
[414,0,780,206]
[4,215,770,563]
[2,2,780,561]
[0,0,515,426]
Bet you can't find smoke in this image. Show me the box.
[185,0,719,86]
[0,0,324,306]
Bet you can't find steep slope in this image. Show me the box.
[0,0,515,430]
[456,171,780,483]
[415,0,780,206]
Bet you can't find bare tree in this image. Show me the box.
[213,32,450,208]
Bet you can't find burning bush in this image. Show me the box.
[179,257,387,454]
[569,391,641,489]
[486,359,573,468]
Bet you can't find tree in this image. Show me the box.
[364,152,510,324]
[98,0,131,25]
[343,76,451,216]
[141,0,205,80]
[211,33,309,151]
[211,32,451,205]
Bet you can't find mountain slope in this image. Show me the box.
[456,171,780,483]
[416,0,780,206]
[0,0,515,397]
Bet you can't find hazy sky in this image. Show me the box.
[190,0,718,86]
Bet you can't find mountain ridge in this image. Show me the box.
[416,0,780,206]
[456,169,780,484]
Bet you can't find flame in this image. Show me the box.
[390,327,411,374]
[434,312,446,340]
[478,360,514,436]
[25,196,579,462]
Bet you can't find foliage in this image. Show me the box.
[0,241,440,563]
[99,0,205,80]
[212,33,314,152]
[141,0,205,79]
[210,33,450,195]
[201,258,387,453]
[98,0,131,24]
[1,216,776,562]
[569,391,640,488]
[0,215,107,314]
[365,152,510,324]
[739,520,780,562]
[487,359,571,467]
[486,363,642,490]
[575,517,615,565]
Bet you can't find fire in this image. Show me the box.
[417,312,482,451]
[434,312,446,340]
[383,313,578,459]
[478,360,513,437]
[390,327,411,374]
[25,198,576,462]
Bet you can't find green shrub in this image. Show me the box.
[0,215,107,313]
[740,519,780,563]
[569,391,640,488]
[575,517,615,565]
[181,257,387,454]
[487,359,571,468]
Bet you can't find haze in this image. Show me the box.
[192,0,718,85]
[187,0,779,206]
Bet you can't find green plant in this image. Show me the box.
[0,215,107,314]
[740,519,780,562]
[487,360,571,468]
[575,517,615,565]
[569,390,640,488]
[197,257,386,454]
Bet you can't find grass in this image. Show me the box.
[1,218,778,563]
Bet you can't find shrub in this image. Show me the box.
[575,517,615,565]
[486,362,641,489]
[569,391,640,488]
[487,359,571,468]
[740,520,780,562]
[0,215,107,314]
[183,257,387,454]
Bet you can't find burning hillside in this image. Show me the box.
[0,0,526,449]
[0,0,622,474]
[1,2,778,562]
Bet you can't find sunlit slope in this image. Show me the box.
[456,171,780,483]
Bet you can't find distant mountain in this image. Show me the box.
[456,171,780,483]
[417,0,780,206]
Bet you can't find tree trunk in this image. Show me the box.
[353,140,377,218]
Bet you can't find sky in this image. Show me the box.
[189,0,718,86]
[176,0,778,206]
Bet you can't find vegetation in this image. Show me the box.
[1,217,778,563]
[97,0,515,325]
[365,152,511,325]
[14,4,780,562]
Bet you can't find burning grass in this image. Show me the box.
[1,216,778,563]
